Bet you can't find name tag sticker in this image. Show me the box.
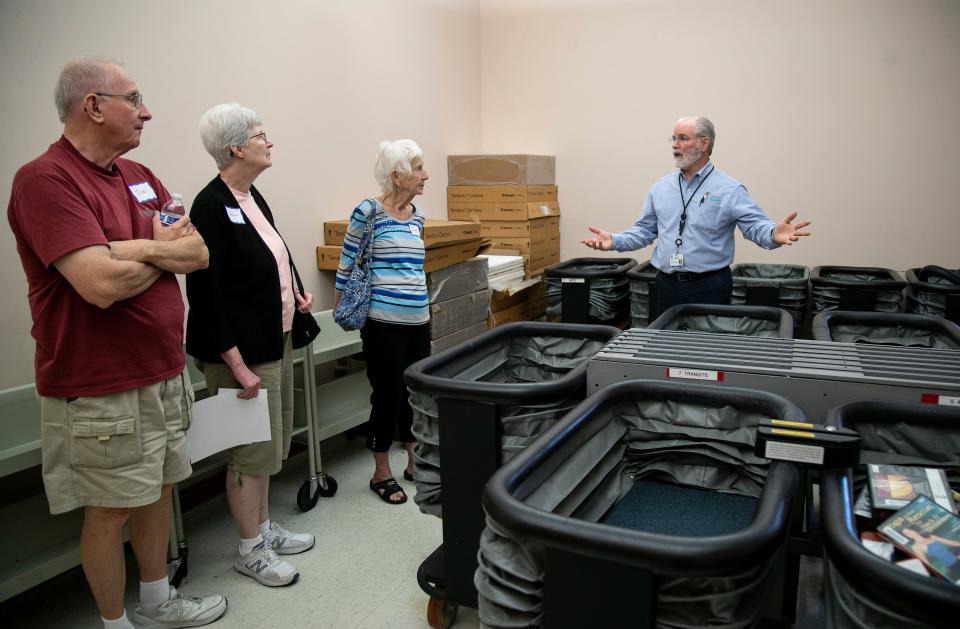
[225,206,245,224]
[128,182,157,203]
[409,224,420,237]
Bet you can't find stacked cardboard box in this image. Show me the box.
[316,218,483,272]
[427,258,491,353]
[488,278,547,328]
[446,155,561,279]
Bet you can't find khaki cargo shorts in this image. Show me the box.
[198,333,294,478]
[39,369,194,515]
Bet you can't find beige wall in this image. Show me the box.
[2,0,958,388]
[0,0,481,388]
[479,0,960,269]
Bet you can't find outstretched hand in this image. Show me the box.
[773,212,812,246]
[581,226,614,251]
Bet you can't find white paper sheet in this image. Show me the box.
[187,389,271,462]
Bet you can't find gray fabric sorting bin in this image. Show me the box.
[406,321,621,518]
[820,400,960,629]
[731,263,810,324]
[905,266,960,325]
[811,311,960,349]
[628,261,658,328]
[810,266,904,314]
[477,379,802,629]
[544,257,637,324]
[648,303,794,339]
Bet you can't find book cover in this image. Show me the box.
[867,464,955,513]
[879,495,960,585]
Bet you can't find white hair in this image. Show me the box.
[374,139,422,194]
[198,103,262,170]
[695,116,716,155]
[54,57,120,123]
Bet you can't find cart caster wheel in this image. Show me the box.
[297,481,320,512]
[317,475,338,497]
[426,596,458,628]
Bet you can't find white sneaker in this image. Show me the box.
[235,540,299,586]
[265,520,315,555]
[132,585,227,628]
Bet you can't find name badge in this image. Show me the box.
[669,253,684,267]
[225,206,245,224]
[409,224,420,237]
[128,182,157,203]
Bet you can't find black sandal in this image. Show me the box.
[403,470,414,482]
[369,478,407,505]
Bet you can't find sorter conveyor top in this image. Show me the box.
[592,329,960,390]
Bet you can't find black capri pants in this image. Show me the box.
[360,318,431,452]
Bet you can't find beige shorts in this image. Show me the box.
[39,369,194,515]
[199,333,294,477]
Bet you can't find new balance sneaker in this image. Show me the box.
[132,585,227,628]
[265,520,315,555]
[235,540,299,586]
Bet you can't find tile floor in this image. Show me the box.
[2,437,480,629]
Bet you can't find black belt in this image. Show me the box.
[659,267,729,283]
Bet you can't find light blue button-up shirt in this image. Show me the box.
[611,161,779,273]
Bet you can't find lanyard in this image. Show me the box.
[675,166,715,250]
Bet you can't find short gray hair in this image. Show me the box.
[695,116,716,155]
[198,103,262,170]
[374,139,422,194]
[54,57,118,123]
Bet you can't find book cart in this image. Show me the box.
[403,322,620,628]
[819,400,960,628]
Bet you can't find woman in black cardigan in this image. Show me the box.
[186,103,314,588]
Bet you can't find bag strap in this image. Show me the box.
[355,201,378,268]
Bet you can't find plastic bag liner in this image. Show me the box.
[648,303,794,339]
[405,321,621,518]
[544,257,638,323]
[477,379,801,629]
[811,311,960,349]
[628,261,659,328]
[905,266,960,325]
[730,263,810,324]
[819,400,960,628]
[810,266,904,314]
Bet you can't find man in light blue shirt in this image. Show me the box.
[582,116,811,318]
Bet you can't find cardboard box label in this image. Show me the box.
[480,216,560,238]
[447,201,560,222]
[447,185,558,204]
[316,245,342,271]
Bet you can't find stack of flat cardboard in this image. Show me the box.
[446,155,561,279]
[480,254,525,289]
[316,218,483,273]
[427,257,491,353]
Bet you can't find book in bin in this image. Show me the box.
[867,464,955,513]
[879,495,960,585]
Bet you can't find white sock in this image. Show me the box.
[139,576,170,611]
[102,610,134,629]
[240,534,264,555]
[259,519,272,537]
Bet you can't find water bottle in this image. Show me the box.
[159,193,185,226]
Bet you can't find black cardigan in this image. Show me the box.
[185,175,290,365]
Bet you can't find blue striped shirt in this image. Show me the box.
[612,161,779,273]
[335,199,429,324]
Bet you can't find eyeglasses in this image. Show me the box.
[96,92,144,108]
[249,131,268,143]
[670,134,702,143]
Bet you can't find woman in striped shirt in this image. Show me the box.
[334,139,430,505]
